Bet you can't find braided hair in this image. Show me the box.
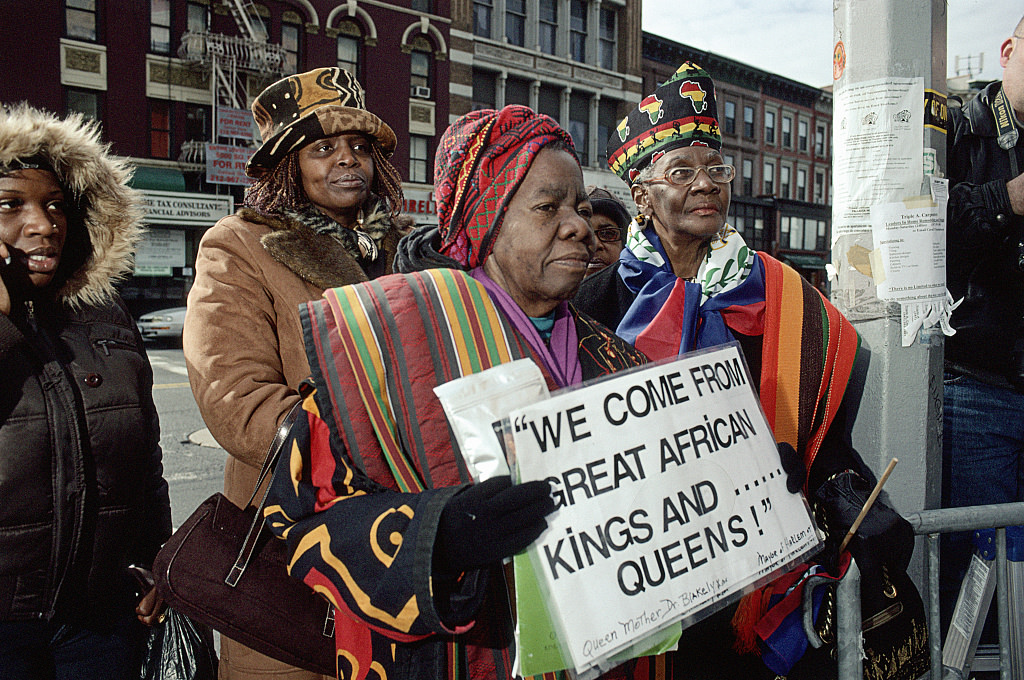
[244,139,404,217]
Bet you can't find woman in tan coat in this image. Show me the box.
[183,67,409,680]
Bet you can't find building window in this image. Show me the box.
[472,70,497,110]
[506,77,530,106]
[814,170,825,204]
[67,0,98,41]
[730,200,771,252]
[411,0,431,12]
[796,168,807,201]
[539,0,557,55]
[67,88,100,121]
[282,19,301,74]
[764,110,775,145]
[538,84,560,120]
[741,158,753,196]
[185,104,210,142]
[570,0,587,63]
[782,115,792,148]
[780,165,791,198]
[763,161,774,195]
[816,219,827,250]
[473,0,492,38]
[798,120,808,152]
[723,153,735,168]
[410,45,431,96]
[410,135,430,183]
[597,98,619,167]
[151,101,171,159]
[815,123,827,157]
[790,217,804,250]
[743,105,754,139]
[337,34,360,79]
[569,92,590,166]
[187,1,208,32]
[150,0,171,53]
[505,0,525,46]
[599,8,616,70]
[724,101,736,135]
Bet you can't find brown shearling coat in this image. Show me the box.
[183,207,402,680]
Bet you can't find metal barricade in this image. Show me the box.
[833,502,1024,680]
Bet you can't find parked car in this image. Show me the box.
[136,306,187,345]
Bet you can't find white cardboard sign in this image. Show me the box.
[511,344,822,672]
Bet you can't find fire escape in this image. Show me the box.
[177,0,287,163]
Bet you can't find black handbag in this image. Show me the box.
[153,399,336,676]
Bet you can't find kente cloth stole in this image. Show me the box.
[732,254,860,655]
[302,267,532,493]
[756,254,859,475]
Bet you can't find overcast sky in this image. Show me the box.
[641,0,1020,89]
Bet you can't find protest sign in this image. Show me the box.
[511,343,822,674]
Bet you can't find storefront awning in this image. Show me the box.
[131,166,186,192]
[782,253,829,270]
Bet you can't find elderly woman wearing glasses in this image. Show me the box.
[584,186,630,277]
[575,63,924,679]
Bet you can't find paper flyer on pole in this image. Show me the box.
[510,344,823,674]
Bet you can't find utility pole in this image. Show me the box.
[830,0,946,595]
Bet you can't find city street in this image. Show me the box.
[147,347,224,528]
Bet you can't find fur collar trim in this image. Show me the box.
[238,207,411,290]
[0,104,143,308]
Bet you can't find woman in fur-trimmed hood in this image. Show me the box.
[0,103,171,677]
[183,67,410,680]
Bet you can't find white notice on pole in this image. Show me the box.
[832,77,925,242]
[511,344,822,673]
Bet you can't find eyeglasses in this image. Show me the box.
[594,226,622,244]
[643,164,736,186]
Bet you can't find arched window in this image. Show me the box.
[336,21,362,79]
[409,35,432,99]
[282,11,303,74]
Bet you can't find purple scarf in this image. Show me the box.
[469,267,582,387]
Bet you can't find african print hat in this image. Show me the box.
[607,62,721,185]
[434,105,576,268]
[246,67,397,177]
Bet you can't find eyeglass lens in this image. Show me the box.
[667,165,735,185]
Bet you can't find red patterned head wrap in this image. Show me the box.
[434,105,577,268]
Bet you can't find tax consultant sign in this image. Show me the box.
[512,343,821,673]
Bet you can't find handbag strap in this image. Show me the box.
[226,387,310,588]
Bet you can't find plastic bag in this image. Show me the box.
[433,358,549,482]
[139,608,218,680]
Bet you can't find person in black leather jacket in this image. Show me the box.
[0,103,172,678]
[943,15,1024,631]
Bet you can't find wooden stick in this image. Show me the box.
[837,457,898,555]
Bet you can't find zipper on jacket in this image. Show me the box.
[95,337,143,356]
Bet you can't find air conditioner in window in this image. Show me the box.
[411,85,432,99]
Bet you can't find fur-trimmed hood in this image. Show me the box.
[0,103,143,308]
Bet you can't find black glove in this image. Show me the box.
[814,470,913,582]
[434,476,555,574]
[777,442,805,494]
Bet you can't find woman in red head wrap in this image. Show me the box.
[263,106,669,680]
